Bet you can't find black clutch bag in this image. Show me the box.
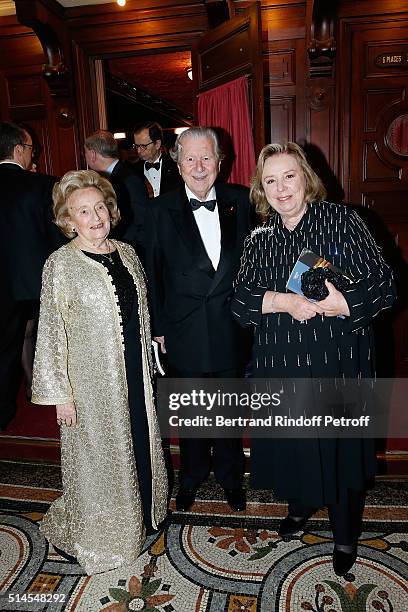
[301,266,351,301]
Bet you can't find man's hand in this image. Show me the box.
[154,336,166,354]
[56,402,77,427]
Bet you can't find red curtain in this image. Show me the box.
[198,76,256,187]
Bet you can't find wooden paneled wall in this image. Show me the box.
[0,16,64,175]
[255,0,337,169]
[260,1,307,148]
[1,1,406,180]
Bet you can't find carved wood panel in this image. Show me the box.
[199,28,251,87]
[366,42,408,78]
[0,63,52,172]
[262,37,306,146]
[267,96,296,144]
[362,191,408,223]
[363,141,401,182]
[263,49,295,86]
[365,89,404,131]
[6,74,44,107]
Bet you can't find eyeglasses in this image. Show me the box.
[133,141,154,151]
[20,143,35,154]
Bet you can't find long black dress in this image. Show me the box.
[84,249,153,527]
[232,202,396,507]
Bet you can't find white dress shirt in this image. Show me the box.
[105,159,119,176]
[0,160,24,169]
[144,156,162,197]
[185,185,221,270]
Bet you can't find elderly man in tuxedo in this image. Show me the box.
[145,127,251,512]
[0,121,61,430]
[84,130,148,256]
[133,121,183,198]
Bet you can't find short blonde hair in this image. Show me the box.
[53,170,120,238]
[250,142,327,218]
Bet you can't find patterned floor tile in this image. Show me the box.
[0,461,407,611]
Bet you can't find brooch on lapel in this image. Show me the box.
[251,224,274,237]
[225,200,237,215]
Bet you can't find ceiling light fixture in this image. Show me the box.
[117,0,126,7]
[174,127,189,135]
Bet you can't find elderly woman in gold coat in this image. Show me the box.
[32,170,168,575]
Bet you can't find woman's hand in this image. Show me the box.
[283,293,323,321]
[263,291,323,321]
[318,280,350,317]
[56,402,77,427]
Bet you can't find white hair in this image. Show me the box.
[171,126,223,163]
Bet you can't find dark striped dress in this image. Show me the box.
[232,202,396,506]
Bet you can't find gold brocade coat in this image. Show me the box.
[31,240,168,575]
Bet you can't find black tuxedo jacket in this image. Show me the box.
[108,160,148,253]
[145,183,251,372]
[135,153,183,197]
[0,163,62,302]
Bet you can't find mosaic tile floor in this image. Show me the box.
[0,460,407,611]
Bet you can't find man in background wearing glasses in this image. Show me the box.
[0,121,61,431]
[133,121,182,198]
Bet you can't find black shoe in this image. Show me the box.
[53,544,77,564]
[278,515,309,536]
[224,488,246,512]
[333,546,357,576]
[176,487,196,511]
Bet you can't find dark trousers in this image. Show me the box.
[169,366,245,490]
[0,299,35,429]
[288,488,366,546]
[22,317,38,398]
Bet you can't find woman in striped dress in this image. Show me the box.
[232,142,396,576]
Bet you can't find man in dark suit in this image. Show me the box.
[0,121,61,430]
[133,122,183,198]
[145,127,251,512]
[84,130,148,255]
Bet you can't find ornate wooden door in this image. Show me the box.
[340,18,408,379]
[339,16,408,453]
